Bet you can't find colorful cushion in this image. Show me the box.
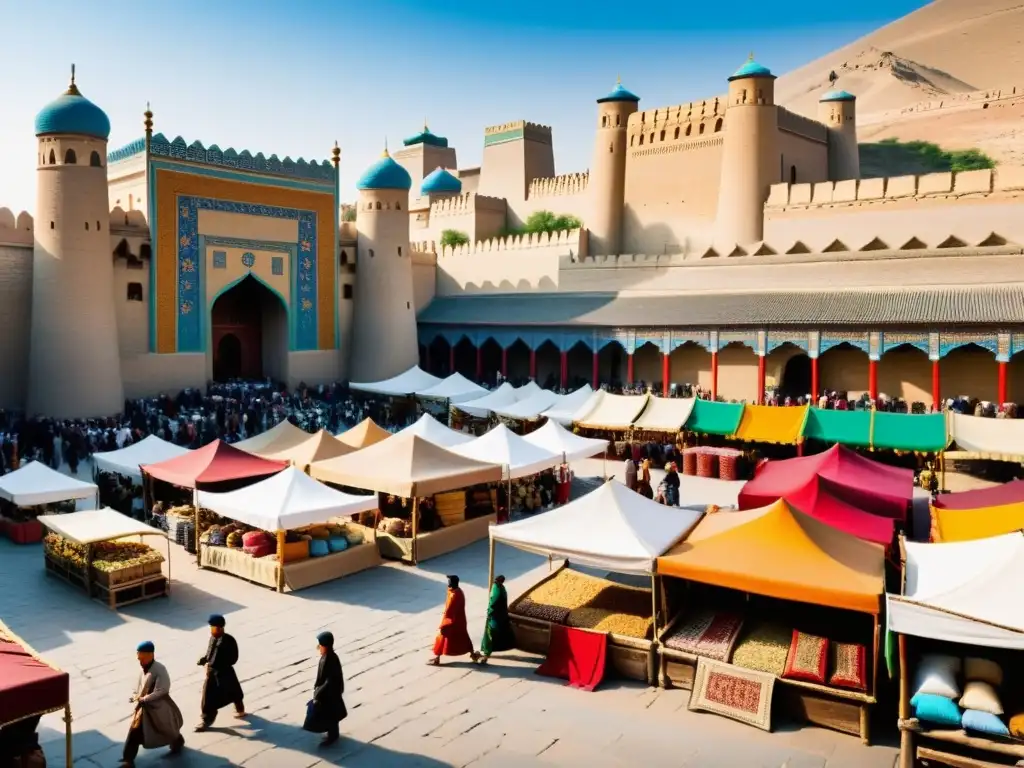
[242,531,268,548]
[914,654,961,700]
[964,657,1003,688]
[959,680,1003,716]
[663,610,745,662]
[309,539,330,557]
[829,642,867,691]
[962,710,1009,737]
[327,537,349,553]
[1008,712,1024,739]
[783,630,828,685]
[911,693,962,728]
[344,528,364,546]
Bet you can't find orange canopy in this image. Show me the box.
[335,418,392,449]
[656,499,884,614]
[733,404,807,445]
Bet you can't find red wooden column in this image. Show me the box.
[448,345,455,375]
[626,353,634,387]
[501,347,508,379]
[931,359,941,410]
[662,352,670,396]
[592,350,599,389]
[711,351,719,400]
[475,346,483,382]
[810,357,819,401]
[559,351,568,389]
[998,361,1009,405]
[756,354,766,404]
[529,349,537,380]
[868,359,879,402]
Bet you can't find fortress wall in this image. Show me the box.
[527,172,589,200]
[0,242,32,409]
[865,84,1024,125]
[411,250,437,312]
[763,168,1024,252]
[121,353,207,399]
[425,193,508,243]
[107,153,148,216]
[113,259,150,358]
[777,125,829,186]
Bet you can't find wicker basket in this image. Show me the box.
[696,452,717,478]
[682,453,697,476]
[718,454,738,481]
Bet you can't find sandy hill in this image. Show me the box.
[775,0,1024,169]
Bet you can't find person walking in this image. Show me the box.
[624,457,637,492]
[194,614,246,731]
[477,575,515,665]
[429,575,479,665]
[121,641,184,767]
[303,632,347,747]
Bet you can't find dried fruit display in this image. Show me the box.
[44,533,163,572]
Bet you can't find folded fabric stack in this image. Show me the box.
[663,610,745,662]
[241,530,276,558]
[911,654,1017,738]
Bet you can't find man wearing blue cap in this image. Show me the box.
[303,631,347,747]
[195,614,245,732]
[121,641,184,767]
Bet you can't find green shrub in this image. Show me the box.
[341,207,357,222]
[440,229,470,248]
[860,139,996,178]
[501,210,582,238]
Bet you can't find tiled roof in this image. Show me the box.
[417,286,1024,327]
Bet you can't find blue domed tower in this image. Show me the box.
[349,147,419,382]
[420,167,462,198]
[28,66,124,418]
[818,89,860,181]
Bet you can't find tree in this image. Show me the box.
[440,229,470,248]
[341,206,357,222]
[502,210,582,238]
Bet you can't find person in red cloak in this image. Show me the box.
[429,575,479,665]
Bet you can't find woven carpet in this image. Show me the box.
[688,657,775,731]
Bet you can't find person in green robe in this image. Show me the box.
[478,575,515,664]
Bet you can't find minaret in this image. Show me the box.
[28,67,125,418]
[588,78,639,255]
[349,145,418,382]
[818,89,860,181]
[715,55,778,248]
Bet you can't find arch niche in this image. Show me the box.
[479,337,503,385]
[632,342,662,389]
[452,336,476,379]
[718,341,758,401]
[534,340,560,389]
[941,343,998,403]
[1011,350,1024,405]
[818,341,868,399]
[878,344,930,405]
[670,341,712,392]
[565,341,592,388]
[597,340,625,387]
[210,275,288,383]
[767,343,810,399]
[427,336,451,376]
[505,339,531,382]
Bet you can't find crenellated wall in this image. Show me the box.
[527,172,589,199]
[764,167,1024,251]
[863,84,1024,126]
[421,192,508,244]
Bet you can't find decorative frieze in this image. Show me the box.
[820,332,869,355]
[766,332,809,354]
[938,332,998,358]
[881,332,929,356]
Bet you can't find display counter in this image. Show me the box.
[355,513,497,565]
[200,540,381,592]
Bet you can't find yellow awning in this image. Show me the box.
[930,501,1024,543]
[733,405,808,445]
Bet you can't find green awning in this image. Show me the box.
[802,408,872,447]
[871,412,949,453]
[684,400,744,436]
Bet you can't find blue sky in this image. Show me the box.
[0,0,927,213]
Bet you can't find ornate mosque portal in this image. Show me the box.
[210,276,288,382]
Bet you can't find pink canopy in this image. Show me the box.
[782,479,895,546]
[739,444,912,523]
[142,440,287,488]
[932,479,1024,511]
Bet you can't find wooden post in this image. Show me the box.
[165,532,172,595]
[411,496,419,565]
[276,530,286,593]
[898,632,913,768]
[487,536,495,591]
[84,543,93,599]
[193,489,201,565]
[711,352,719,400]
[649,569,660,686]
[64,703,72,768]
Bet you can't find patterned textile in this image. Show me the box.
[731,622,792,676]
[664,610,745,662]
[829,642,867,691]
[783,631,829,684]
[688,657,775,731]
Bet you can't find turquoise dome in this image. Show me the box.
[820,89,856,102]
[356,150,412,191]
[729,57,774,81]
[403,125,449,148]
[421,167,461,195]
[34,80,110,140]
[597,82,640,104]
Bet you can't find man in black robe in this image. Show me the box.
[303,631,347,747]
[194,614,245,731]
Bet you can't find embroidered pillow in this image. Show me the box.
[914,654,961,700]
[829,641,867,691]
[964,657,1003,688]
[783,630,828,685]
[962,709,1009,737]
[1008,713,1024,739]
[911,692,962,728]
[959,681,1003,716]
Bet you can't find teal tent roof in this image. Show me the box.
[356,151,412,191]
[597,82,640,104]
[403,126,449,148]
[802,408,872,448]
[729,57,774,81]
[421,167,461,195]
[820,89,856,102]
[35,78,110,140]
[684,400,745,436]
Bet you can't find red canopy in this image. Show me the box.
[0,636,69,725]
[783,479,895,546]
[141,440,287,488]
[739,444,912,525]
[932,479,1024,510]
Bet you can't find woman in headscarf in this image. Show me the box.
[429,575,479,665]
[477,575,515,665]
[303,631,347,747]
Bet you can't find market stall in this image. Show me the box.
[491,480,703,683]
[415,372,488,404]
[260,430,354,471]
[928,480,1024,543]
[573,392,649,432]
[0,619,71,768]
[656,500,886,741]
[871,411,950,455]
[631,396,696,435]
[196,466,380,592]
[38,508,170,610]
[0,461,99,544]
[492,389,560,422]
[234,419,311,455]
[335,417,393,449]
[682,399,744,438]
[732,404,808,446]
[521,419,609,463]
[92,435,190,481]
[397,413,474,449]
[449,424,561,479]
[947,411,1024,463]
[888,534,1024,767]
[349,365,441,396]
[453,382,519,419]
[801,409,872,449]
[309,431,503,563]
[541,385,600,425]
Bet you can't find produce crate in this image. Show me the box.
[92,563,144,588]
[142,560,163,577]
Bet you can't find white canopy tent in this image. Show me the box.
[416,373,488,404]
[544,387,603,426]
[491,389,559,420]
[197,466,378,532]
[947,412,1024,462]
[234,419,310,455]
[454,382,518,418]
[887,533,1024,649]
[349,366,441,397]
[574,392,650,429]
[38,507,166,544]
[449,424,561,479]
[397,414,474,448]
[632,397,696,432]
[515,381,543,399]
[522,419,609,463]
[93,436,191,481]
[490,479,703,575]
[0,461,98,508]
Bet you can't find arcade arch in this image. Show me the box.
[210,275,287,383]
[878,344,930,405]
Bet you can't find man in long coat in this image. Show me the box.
[429,575,479,665]
[121,641,184,767]
[195,614,245,731]
[303,631,347,747]
[477,575,515,665]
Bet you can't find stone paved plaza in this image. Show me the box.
[0,462,901,768]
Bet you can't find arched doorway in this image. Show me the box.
[210,276,288,382]
[780,354,812,398]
